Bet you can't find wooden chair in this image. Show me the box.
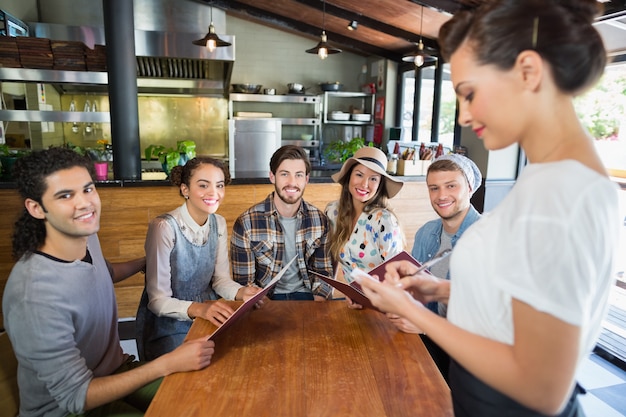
[0,331,19,417]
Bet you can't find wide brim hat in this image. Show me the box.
[331,147,404,198]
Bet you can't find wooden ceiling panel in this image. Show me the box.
[202,0,626,62]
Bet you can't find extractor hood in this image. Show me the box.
[134,29,235,95]
[29,22,235,96]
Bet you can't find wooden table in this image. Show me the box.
[145,301,453,417]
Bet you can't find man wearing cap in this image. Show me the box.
[325,146,405,301]
[230,145,333,300]
[388,153,482,381]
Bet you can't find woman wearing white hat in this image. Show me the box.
[325,146,405,306]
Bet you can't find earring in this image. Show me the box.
[184,195,189,199]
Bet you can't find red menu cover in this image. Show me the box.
[368,250,421,279]
[207,256,296,340]
[310,251,439,312]
[350,250,423,293]
[308,270,380,312]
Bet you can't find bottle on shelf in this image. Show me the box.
[387,154,398,175]
[435,143,444,158]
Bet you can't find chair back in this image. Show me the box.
[0,331,19,417]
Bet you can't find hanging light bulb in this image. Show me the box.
[402,5,436,67]
[205,24,219,52]
[414,55,425,67]
[305,0,341,59]
[192,6,232,51]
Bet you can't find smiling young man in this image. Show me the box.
[3,147,215,417]
[388,153,482,382]
[230,145,333,300]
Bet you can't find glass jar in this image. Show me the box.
[386,154,398,175]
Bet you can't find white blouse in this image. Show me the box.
[144,203,241,320]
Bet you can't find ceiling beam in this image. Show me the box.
[204,0,404,60]
[292,0,440,50]
[407,0,460,15]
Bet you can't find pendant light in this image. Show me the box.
[306,0,341,59]
[402,5,436,67]
[192,5,231,52]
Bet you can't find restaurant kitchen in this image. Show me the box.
[0,0,390,179]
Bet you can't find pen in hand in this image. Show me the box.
[351,249,452,289]
[391,249,451,289]
[413,248,452,274]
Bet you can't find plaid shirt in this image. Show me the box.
[230,193,333,299]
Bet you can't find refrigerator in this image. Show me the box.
[228,119,281,178]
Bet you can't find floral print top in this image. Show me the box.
[325,200,404,282]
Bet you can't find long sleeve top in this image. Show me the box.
[230,193,334,299]
[3,234,124,416]
[145,203,241,320]
[325,200,404,281]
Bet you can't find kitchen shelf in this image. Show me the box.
[0,67,108,84]
[229,93,320,104]
[322,91,375,125]
[229,93,322,161]
[0,68,110,123]
[0,110,109,123]
[232,117,318,126]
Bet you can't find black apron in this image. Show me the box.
[449,359,585,417]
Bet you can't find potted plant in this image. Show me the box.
[144,140,196,176]
[0,144,31,180]
[323,137,366,164]
[83,140,112,181]
[85,139,112,163]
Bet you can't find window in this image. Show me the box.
[574,62,626,363]
[398,64,456,150]
[574,63,626,177]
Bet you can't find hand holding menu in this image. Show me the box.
[308,269,380,311]
[308,251,424,312]
[207,256,296,340]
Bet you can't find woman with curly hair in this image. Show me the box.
[136,156,261,360]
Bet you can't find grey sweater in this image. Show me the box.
[2,234,124,417]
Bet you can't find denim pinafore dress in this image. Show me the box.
[136,213,218,361]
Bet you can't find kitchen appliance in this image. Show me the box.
[0,9,29,37]
[351,114,371,122]
[232,84,262,94]
[28,22,235,96]
[228,119,281,178]
[287,83,305,94]
[329,111,350,121]
[320,82,342,91]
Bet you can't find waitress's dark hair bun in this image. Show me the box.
[439,0,606,95]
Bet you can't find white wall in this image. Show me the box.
[460,126,519,180]
[227,16,368,94]
[0,0,38,22]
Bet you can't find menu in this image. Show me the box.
[207,256,297,340]
[308,269,380,311]
[309,251,423,312]
[350,250,424,293]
